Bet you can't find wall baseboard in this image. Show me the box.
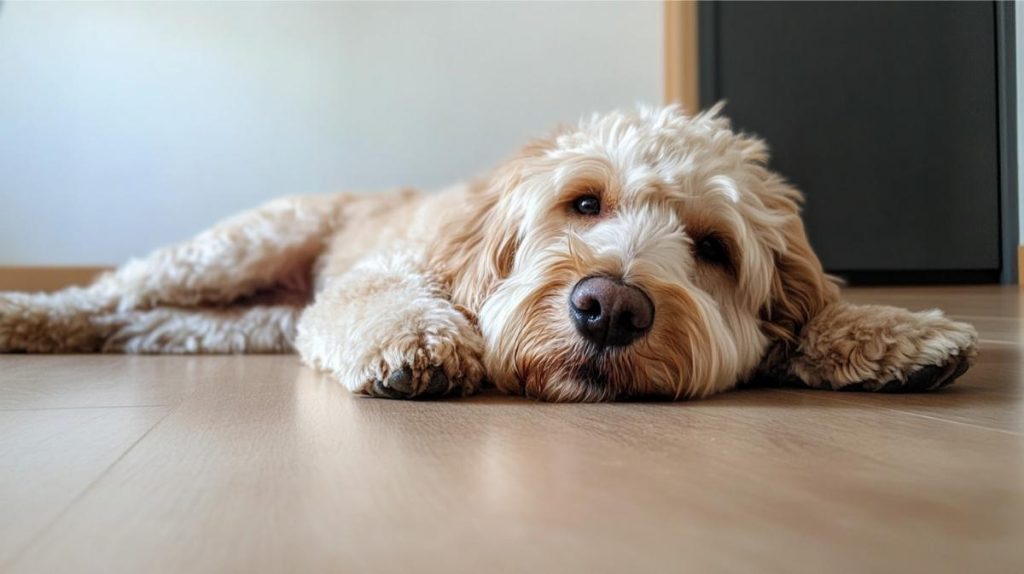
[0,267,111,293]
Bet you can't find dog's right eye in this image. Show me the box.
[572,195,602,216]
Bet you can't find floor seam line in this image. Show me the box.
[775,389,1022,437]
[1,403,179,570]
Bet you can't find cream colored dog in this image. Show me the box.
[0,106,978,401]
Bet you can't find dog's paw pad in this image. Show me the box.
[839,354,972,394]
[369,367,416,399]
[883,354,970,393]
[367,366,460,400]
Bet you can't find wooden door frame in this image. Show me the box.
[663,1,699,113]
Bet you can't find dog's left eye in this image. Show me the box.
[694,235,731,267]
[572,195,602,216]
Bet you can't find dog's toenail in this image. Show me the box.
[372,379,407,399]
[386,366,415,394]
[424,369,449,396]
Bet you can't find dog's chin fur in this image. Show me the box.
[0,105,979,401]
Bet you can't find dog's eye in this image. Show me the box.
[572,195,602,216]
[694,235,730,267]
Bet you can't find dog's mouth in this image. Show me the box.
[568,350,630,400]
[566,347,680,401]
[574,359,611,388]
[553,361,614,402]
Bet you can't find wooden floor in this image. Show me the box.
[1,286,1022,573]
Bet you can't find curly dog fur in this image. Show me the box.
[0,106,978,401]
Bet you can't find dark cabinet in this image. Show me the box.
[699,1,1016,283]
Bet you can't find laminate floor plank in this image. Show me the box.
[1,356,247,410]
[0,407,170,567]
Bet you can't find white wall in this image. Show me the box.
[0,1,662,265]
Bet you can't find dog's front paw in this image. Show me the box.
[367,365,462,399]
[791,303,978,392]
[296,293,485,400]
[355,317,486,399]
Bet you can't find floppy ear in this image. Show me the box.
[428,152,536,313]
[757,193,978,392]
[430,175,520,312]
[430,132,567,312]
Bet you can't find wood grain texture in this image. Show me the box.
[1,286,1022,573]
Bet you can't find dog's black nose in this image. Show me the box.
[569,276,654,348]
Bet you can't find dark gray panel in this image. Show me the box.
[707,1,1001,272]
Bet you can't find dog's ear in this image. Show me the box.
[757,186,978,392]
[759,204,838,351]
[431,133,566,311]
[431,175,520,311]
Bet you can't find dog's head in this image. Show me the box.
[434,105,970,401]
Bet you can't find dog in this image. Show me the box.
[0,105,978,401]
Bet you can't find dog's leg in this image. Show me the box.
[95,193,347,310]
[295,252,486,399]
[0,290,116,352]
[0,194,345,353]
[751,182,978,393]
[768,302,978,392]
[0,291,301,353]
[99,304,302,353]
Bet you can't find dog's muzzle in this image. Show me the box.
[569,276,654,348]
